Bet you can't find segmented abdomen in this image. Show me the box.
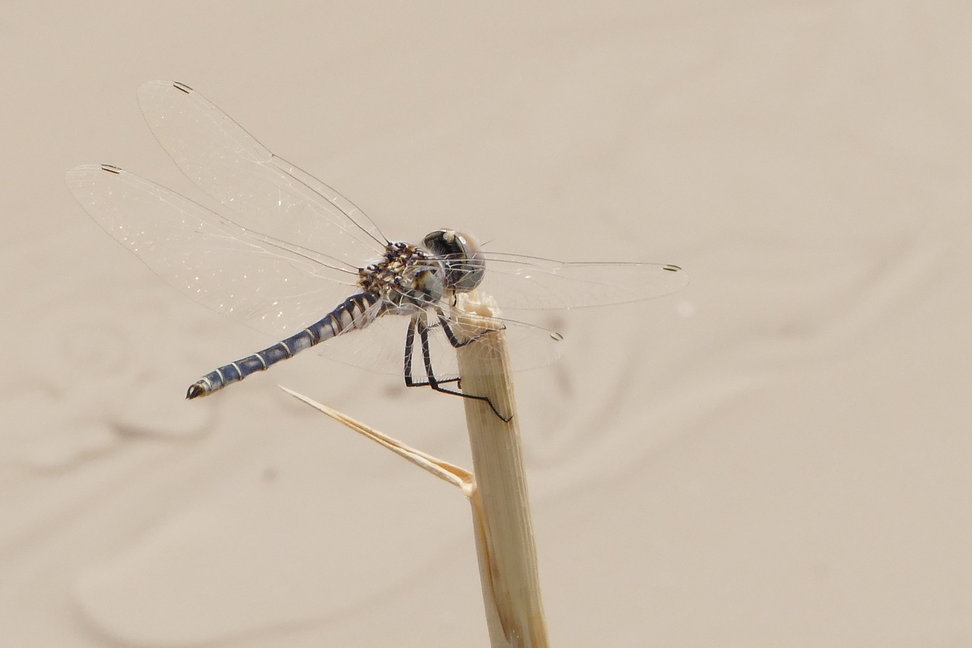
[186,292,381,398]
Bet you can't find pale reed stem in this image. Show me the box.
[455,295,549,648]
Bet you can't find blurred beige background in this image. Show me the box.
[2,1,971,646]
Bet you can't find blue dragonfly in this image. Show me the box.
[67,81,686,418]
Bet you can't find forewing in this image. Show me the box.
[66,164,358,337]
[137,80,388,268]
[476,252,688,311]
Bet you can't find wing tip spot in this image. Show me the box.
[100,164,122,174]
[173,81,193,94]
[663,264,682,272]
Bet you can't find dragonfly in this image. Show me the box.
[66,81,687,419]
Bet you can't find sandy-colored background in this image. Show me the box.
[3,2,971,646]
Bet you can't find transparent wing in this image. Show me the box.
[327,252,689,376]
[413,312,566,381]
[473,252,687,311]
[137,80,389,267]
[312,305,566,379]
[66,164,360,338]
[465,312,566,372]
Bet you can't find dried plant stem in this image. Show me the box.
[456,296,549,648]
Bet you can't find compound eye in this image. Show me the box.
[423,229,468,257]
[424,232,482,292]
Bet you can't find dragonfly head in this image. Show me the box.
[423,229,485,293]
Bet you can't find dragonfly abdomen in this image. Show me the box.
[186,292,382,399]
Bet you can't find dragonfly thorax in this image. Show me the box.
[358,241,445,312]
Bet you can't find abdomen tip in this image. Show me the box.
[186,383,208,399]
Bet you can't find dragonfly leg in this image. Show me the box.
[410,314,511,422]
[403,315,460,388]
